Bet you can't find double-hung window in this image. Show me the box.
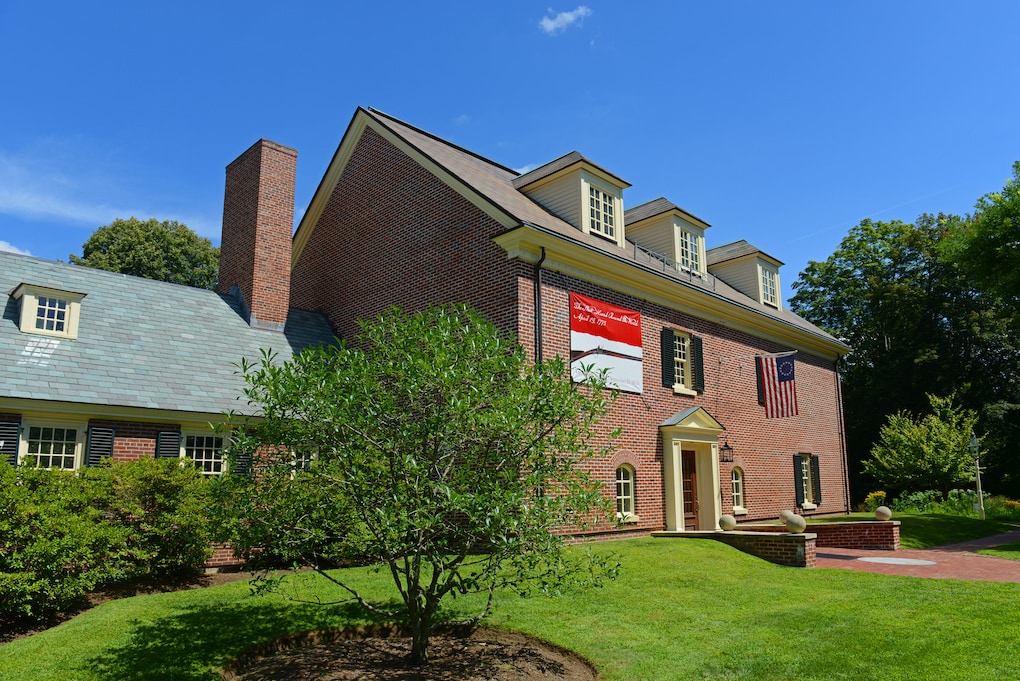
[794,453,821,509]
[588,185,616,239]
[184,433,225,476]
[661,328,705,395]
[731,467,746,514]
[678,229,701,274]
[760,264,779,308]
[22,423,85,470]
[615,465,637,521]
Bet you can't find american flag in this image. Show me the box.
[758,352,798,418]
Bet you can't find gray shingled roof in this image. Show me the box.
[707,240,784,267]
[364,109,845,353]
[1,252,335,416]
[624,197,710,228]
[512,150,631,190]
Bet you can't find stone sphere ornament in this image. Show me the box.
[875,505,893,521]
[779,509,795,522]
[785,514,807,534]
[719,514,737,531]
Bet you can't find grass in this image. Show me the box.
[977,541,1020,561]
[808,511,1017,548]
[3,516,1019,680]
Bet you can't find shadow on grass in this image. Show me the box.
[83,599,401,680]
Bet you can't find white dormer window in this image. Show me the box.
[678,229,702,274]
[760,263,780,308]
[11,284,86,340]
[588,185,616,239]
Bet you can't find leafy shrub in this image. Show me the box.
[0,465,133,620]
[88,457,214,577]
[892,489,942,513]
[863,491,887,512]
[0,458,214,623]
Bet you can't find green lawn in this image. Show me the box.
[977,541,1020,561]
[4,533,1020,680]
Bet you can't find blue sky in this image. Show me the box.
[2,1,1017,304]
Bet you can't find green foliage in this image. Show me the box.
[70,217,219,289]
[0,459,213,623]
[864,393,979,496]
[217,304,618,665]
[862,490,886,512]
[88,457,214,576]
[0,465,132,620]
[940,161,1020,323]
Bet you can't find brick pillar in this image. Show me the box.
[219,139,297,330]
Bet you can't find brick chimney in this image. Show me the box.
[219,139,297,331]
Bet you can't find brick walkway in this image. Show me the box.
[816,528,1020,581]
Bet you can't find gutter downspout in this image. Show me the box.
[836,366,850,514]
[534,247,546,362]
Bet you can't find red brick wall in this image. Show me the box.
[220,139,297,327]
[745,521,900,550]
[88,419,179,462]
[680,531,817,567]
[526,269,849,531]
[290,127,519,341]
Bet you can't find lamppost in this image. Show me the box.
[969,431,985,520]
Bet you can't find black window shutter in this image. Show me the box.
[661,328,676,388]
[691,335,705,393]
[811,455,822,504]
[756,357,765,405]
[231,448,252,478]
[156,431,181,459]
[793,454,805,506]
[0,419,21,466]
[86,427,115,467]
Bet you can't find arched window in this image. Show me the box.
[731,467,746,514]
[616,465,636,518]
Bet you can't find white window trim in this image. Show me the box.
[11,284,86,340]
[758,262,781,310]
[800,453,817,509]
[672,331,696,395]
[180,430,227,476]
[675,222,706,277]
[581,175,625,248]
[731,467,747,516]
[19,419,87,470]
[615,464,639,522]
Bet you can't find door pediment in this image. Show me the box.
[659,406,724,433]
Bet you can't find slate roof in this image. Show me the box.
[0,252,335,416]
[360,109,846,353]
[707,239,784,267]
[624,197,710,228]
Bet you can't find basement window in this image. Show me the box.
[11,284,86,340]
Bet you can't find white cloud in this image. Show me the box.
[0,145,218,241]
[514,163,542,175]
[0,240,32,255]
[539,6,592,35]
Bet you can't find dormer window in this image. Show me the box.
[11,284,86,340]
[588,185,616,239]
[678,229,701,274]
[760,263,780,308]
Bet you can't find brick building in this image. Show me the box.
[287,108,851,531]
[1,109,851,536]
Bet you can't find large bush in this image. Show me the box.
[0,458,213,622]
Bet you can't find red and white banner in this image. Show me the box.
[569,292,643,393]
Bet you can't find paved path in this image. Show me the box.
[816,528,1020,581]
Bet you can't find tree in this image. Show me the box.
[217,304,618,666]
[789,216,1015,499]
[70,217,219,289]
[863,393,979,497]
[940,162,1020,323]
